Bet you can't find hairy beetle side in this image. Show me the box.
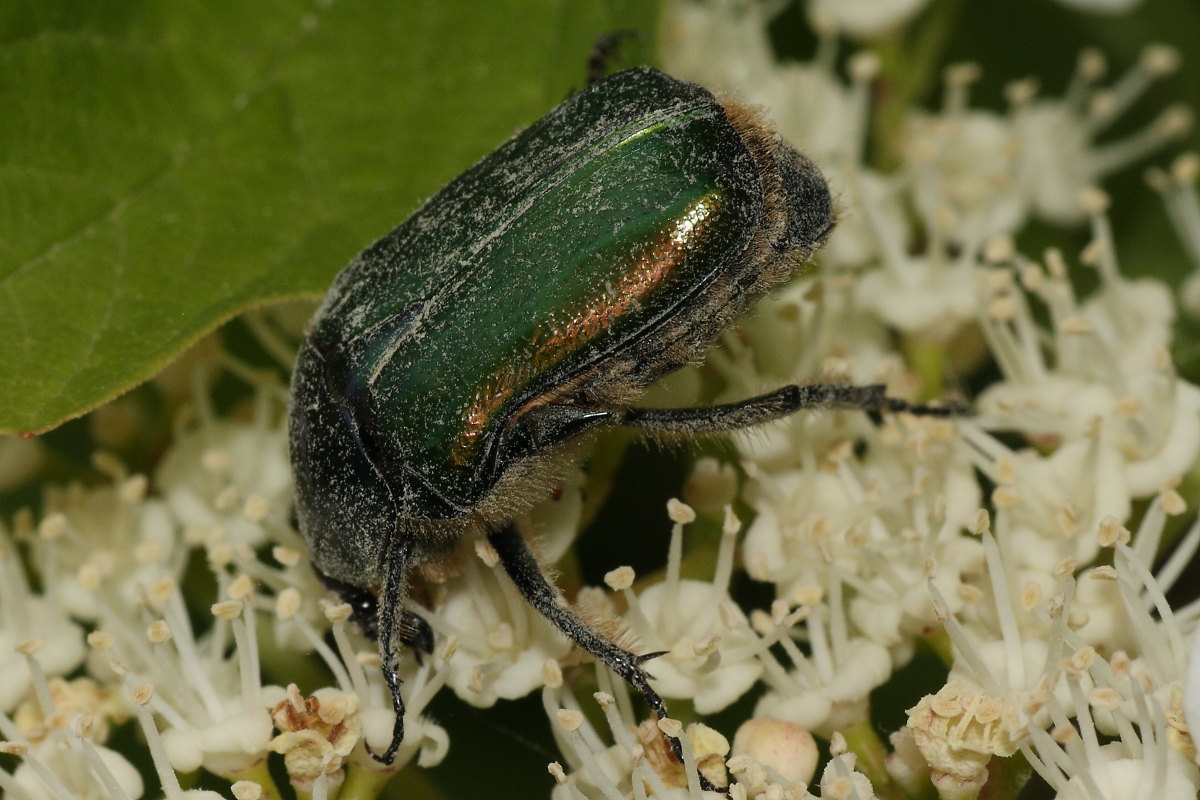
[289,66,949,770]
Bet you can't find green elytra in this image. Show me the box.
[306,68,758,513]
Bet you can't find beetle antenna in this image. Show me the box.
[366,533,416,765]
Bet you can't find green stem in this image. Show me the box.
[980,753,1033,800]
[923,628,955,667]
[339,765,400,800]
[904,336,950,399]
[579,429,634,530]
[871,0,964,171]
[381,766,454,800]
[842,718,903,800]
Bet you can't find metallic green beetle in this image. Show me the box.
[290,66,944,768]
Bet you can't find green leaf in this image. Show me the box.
[0,0,659,434]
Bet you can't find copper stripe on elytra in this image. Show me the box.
[453,192,725,464]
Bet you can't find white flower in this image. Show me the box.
[886,727,934,797]
[35,471,182,622]
[1186,627,1200,757]
[1069,498,1198,730]
[660,0,785,97]
[816,750,879,800]
[429,537,573,707]
[270,685,361,792]
[9,738,144,800]
[807,0,928,39]
[753,579,894,738]
[281,596,452,774]
[10,677,127,746]
[607,502,763,714]
[906,676,1031,788]
[95,585,277,780]
[157,386,292,548]
[1050,745,1199,800]
[1070,489,1190,657]
[543,681,729,799]
[1011,45,1190,224]
[742,411,983,666]
[717,276,894,403]
[974,210,1200,499]
[853,239,980,342]
[731,717,820,786]
[823,167,912,272]
[958,427,1130,572]
[907,528,1081,792]
[516,465,588,564]
[1025,661,1199,800]
[661,0,863,159]
[903,65,1027,246]
[1,3,1196,799]
[0,524,86,713]
[1147,153,1200,318]
[0,640,142,800]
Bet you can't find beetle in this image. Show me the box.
[288,64,952,771]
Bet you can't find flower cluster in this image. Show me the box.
[0,373,447,799]
[2,2,1199,800]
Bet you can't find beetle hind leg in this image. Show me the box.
[485,524,724,792]
[619,382,968,434]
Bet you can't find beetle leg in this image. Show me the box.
[619,383,966,434]
[486,523,724,793]
[368,532,416,766]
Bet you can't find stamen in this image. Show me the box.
[1086,45,1180,132]
[555,708,624,800]
[327,610,372,702]
[128,682,184,800]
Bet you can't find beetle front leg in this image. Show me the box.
[619,382,965,434]
[369,532,416,766]
[485,523,722,792]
